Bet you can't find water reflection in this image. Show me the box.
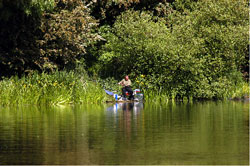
[0,101,248,165]
[106,102,143,112]
[105,102,144,142]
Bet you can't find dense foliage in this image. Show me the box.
[39,0,103,71]
[96,0,248,99]
[0,0,55,76]
[0,0,248,101]
[0,0,100,76]
[86,0,174,25]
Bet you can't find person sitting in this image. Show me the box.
[118,75,134,100]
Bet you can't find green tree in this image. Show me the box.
[169,0,248,98]
[86,0,174,25]
[0,0,100,76]
[96,0,248,99]
[98,10,172,79]
[0,0,55,77]
[38,0,101,71]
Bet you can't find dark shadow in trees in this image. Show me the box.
[0,0,42,78]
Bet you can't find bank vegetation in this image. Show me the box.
[0,0,248,105]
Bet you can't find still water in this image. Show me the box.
[0,101,249,165]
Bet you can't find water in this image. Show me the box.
[0,101,248,165]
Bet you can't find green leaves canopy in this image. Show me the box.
[0,0,100,76]
[98,0,248,99]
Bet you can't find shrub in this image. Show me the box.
[97,0,248,99]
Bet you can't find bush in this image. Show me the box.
[0,0,101,76]
[38,0,102,71]
[96,0,248,99]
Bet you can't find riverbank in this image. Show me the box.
[0,71,111,106]
[0,71,248,106]
[143,81,249,103]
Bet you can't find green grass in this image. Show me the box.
[230,82,249,100]
[0,71,111,106]
[0,71,248,106]
[143,81,249,102]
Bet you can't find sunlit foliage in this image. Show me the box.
[38,0,102,71]
[0,70,109,105]
[0,0,248,100]
[97,0,248,99]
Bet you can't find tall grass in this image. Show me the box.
[143,90,193,104]
[230,82,249,100]
[0,72,248,106]
[143,81,249,102]
[0,71,110,106]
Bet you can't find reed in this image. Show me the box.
[230,82,249,100]
[0,71,248,106]
[0,71,109,106]
[143,81,249,102]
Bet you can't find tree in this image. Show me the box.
[38,0,101,71]
[86,0,174,25]
[97,0,248,99]
[169,0,248,98]
[0,0,55,77]
[0,0,101,76]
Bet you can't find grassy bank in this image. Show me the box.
[0,71,110,106]
[0,72,248,106]
[230,82,249,100]
[100,76,249,102]
[145,82,249,103]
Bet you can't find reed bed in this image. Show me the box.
[230,82,249,100]
[0,71,248,106]
[143,81,249,103]
[0,71,109,106]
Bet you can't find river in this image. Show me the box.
[0,101,249,165]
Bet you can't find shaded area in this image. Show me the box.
[0,0,43,77]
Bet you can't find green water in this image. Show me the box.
[0,101,249,165]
